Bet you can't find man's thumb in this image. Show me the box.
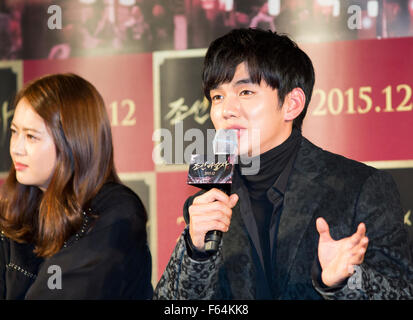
[316,217,332,242]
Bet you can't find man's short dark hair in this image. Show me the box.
[202,28,315,131]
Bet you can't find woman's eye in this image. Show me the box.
[27,134,38,141]
[10,128,17,135]
[212,95,223,101]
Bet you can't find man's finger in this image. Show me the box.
[193,188,230,205]
[190,211,232,227]
[356,223,366,236]
[351,237,369,254]
[349,223,367,246]
[229,193,239,208]
[190,201,232,217]
[349,248,367,265]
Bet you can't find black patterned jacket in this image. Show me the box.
[154,138,413,299]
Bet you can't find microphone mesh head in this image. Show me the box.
[213,129,238,155]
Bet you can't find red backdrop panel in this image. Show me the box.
[156,171,200,279]
[24,54,154,173]
[302,37,413,162]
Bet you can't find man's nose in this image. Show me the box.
[222,95,240,120]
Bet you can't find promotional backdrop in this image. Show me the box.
[0,0,412,285]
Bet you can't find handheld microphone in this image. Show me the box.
[187,129,238,253]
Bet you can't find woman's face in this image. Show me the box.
[10,98,57,191]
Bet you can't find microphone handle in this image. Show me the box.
[204,230,222,253]
[203,184,230,254]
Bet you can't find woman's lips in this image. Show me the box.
[14,162,28,171]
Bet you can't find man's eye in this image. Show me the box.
[212,95,223,101]
[10,128,17,135]
[240,90,254,96]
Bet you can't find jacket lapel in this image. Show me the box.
[274,138,328,296]
[222,198,256,299]
[232,169,265,269]
[225,138,329,298]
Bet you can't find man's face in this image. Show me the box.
[209,62,292,156]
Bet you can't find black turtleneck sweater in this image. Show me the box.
[239,128,302,296]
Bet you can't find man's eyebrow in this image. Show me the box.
[210,78,253,91]
[234,78,253,86]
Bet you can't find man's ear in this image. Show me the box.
[283,88,306,121]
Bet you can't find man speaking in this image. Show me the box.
[154,28,413,300]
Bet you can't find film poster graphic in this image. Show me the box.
[121,173,158,285]
[156,170,200,279]
[24,53,154,173]
[302,37,413,163]
[154,50,214,168]
[1,0,412,61]
[0,61,22,173]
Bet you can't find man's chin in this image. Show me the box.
[238,149,259,158]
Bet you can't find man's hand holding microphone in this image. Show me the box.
[188,189,239,250]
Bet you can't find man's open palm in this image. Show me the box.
[316,217,369,287]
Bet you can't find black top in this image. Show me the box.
[238,128,302,298]
[240,128,302,199]
[0,182,153,299]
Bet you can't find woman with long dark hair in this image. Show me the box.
[0,73,153,299]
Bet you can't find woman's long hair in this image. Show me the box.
[0,73,120,257]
